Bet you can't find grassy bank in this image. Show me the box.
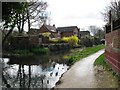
[94,53,109,68]
[3,47,48,57]
[94,53,120,83]
[65,44,105,64]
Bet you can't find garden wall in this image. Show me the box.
[105,29,120,75]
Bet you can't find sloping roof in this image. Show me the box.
[44,24,56,32]
[80,31,90,37]
[80,31,90,34]
[57,26,78,33]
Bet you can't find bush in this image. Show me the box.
[48,36,79,47]
[80,36,93,47]
[61,36,79,47]
[31,47,48,55]
[93,37,101,45]
[49,43,70,51]
[68,36,79,47]
[61,37,69,43]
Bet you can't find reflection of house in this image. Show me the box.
[57,26,80,38]
[79,31,90,37]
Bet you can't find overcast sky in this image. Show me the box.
[46,0,111,30]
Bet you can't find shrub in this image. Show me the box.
[68,36,79,47]
[80,36,93,47]
[61,36,79,47]
[61,37,69,43]
[93,37,101,45]
[31,47,48,55]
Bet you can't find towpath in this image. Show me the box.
[55,49,119,88]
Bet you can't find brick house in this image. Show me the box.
[79,31,90,38]
[28,24,58,38]
[57,26,80,38]
[105,18,120,75]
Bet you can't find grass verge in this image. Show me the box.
[94,53,120,83]
[65,44,105,64]
[94,53,108,68]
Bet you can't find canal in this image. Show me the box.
[1,50,71,89]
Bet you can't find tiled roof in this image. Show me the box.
[44,24,56,32]
[57,26,78,32]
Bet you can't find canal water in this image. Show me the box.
[1,50,70,89]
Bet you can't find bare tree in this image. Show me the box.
[88,25,104,39]
[27,1,48,31]
[88,26,98,36]
[2,1,48,44]
[102,0,120,23]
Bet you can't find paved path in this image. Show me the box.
[55,49,105,88]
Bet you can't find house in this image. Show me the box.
[39,24,58,39]
[57,26,80,38]
[28,24,58,39]
[79,31,90,37]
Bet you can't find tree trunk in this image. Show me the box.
[2,21,16,45]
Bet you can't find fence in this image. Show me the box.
[105,19,120,75]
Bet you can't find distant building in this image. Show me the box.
[57,26,80,38]
[28,24,58,39]
[79,31,90,37]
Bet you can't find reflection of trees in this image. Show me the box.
[2,64,47,89]
[2,51,70,89]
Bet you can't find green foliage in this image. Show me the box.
[67,45,105,64]
[49,43,70,51]
[94,54,107,67]
[12,49,33,56]
[3,47,48,57]
[63,55,69,60]
[80,36,93,47]
[2,2,28,28]
[93,37,101,45]
[31,48,48,55]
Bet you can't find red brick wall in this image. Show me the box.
[105,29,120,75]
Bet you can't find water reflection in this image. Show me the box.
[2,51,69,89]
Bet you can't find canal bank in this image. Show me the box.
[54,49,119,88]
